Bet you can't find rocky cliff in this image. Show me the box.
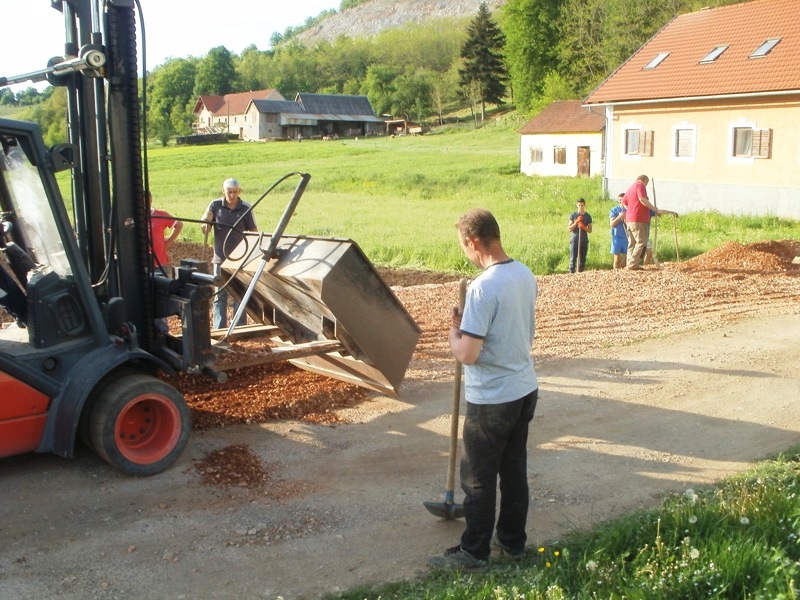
[294,0,507,44]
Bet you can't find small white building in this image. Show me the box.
[518,100,605,177]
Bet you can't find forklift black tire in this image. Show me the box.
[88,373,190,476]
[78,366,138,451]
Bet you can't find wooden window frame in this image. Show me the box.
[672,126,696,161]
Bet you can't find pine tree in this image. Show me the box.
[458,2,508,123]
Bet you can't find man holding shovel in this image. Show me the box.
[623,174,675,270]
[429,208,539,572]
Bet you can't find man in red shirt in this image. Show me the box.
[148,191,183,276]
[622,175,674,270]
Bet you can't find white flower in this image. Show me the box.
[586,560,598,572]
[740,517,750,526]
[690,548,700,559]
[688,515,698,524]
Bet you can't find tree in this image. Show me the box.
[503,0,565,114]
[236,45,273,91]
[266,42,321,98]
[362,65,398,116]
[0,88,16,106]
[15,86,44,106]
[147,57,196,143]
[528,70,577,114]
[315,36,373,94]
[391,69,433,122]
[555,0,610,95]
[193,46,237,96]
[458,3,508,123]
[31,87,68,147]
[429,65,461,125]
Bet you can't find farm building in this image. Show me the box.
[193,89,285,137]
[583,0,800,218]
[518,100,605,177]
[193,91,382,141]
[295,93,384,139]
[237,93,383,141]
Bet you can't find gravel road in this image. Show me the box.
[1,241,799,599]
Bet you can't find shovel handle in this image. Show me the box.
[201,225,210,264]
[445,278,468,495]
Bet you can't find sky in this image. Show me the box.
[3,0,339,92]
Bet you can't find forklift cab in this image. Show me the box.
[0,118,116,348]
[0,121,103,349]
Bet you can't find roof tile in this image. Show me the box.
[585,0,800,104]
[518,100,604,134]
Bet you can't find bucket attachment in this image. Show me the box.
[220,233,420,396]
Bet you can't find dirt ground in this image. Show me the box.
[1,241,800,600]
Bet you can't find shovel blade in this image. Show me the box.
[423,500,465,520]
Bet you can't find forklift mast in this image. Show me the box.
[57,0,155,350]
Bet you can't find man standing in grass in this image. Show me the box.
[623,175,675,270]
[200,178,257,329]
[429,208,539,572]
[609,193,628,269]
[567,198,592,273]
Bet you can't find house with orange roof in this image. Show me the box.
[584,0,800,218]
[518,100,605,177]
[192,89,285,137]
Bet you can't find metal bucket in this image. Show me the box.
[220,233,420,396]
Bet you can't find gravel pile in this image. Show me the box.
[193,444,271,489]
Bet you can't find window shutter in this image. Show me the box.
[675,129,693,158]
[625,129,640,155]
[752,129,772,158]
[641,130,654,156]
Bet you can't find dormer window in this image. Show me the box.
[750,38,780,58]
[701,45,728,63]
[644,52,670,69]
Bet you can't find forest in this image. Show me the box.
[10,0,743,146]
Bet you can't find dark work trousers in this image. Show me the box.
[569,232,589,273]
[459,389,538,559]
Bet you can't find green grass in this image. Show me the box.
[327,445,800,599]
[144,121,800,276]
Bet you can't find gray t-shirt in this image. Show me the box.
[204,198,257,264]
[459,259,538,404]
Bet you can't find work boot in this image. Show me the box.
[428,545,488,572]
[491,534,525,559]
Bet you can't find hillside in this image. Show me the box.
[294,0,507,44]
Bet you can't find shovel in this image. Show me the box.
[424,278,467,520]
[201,225,210,265]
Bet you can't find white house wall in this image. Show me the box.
[243,106,284,141]
[605,98,800,218]
[520,132,602,177]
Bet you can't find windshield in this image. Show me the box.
[1,134,71,277]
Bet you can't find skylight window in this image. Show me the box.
[701,45,728,64]
[644,52,670,69]
[750,38,780,58]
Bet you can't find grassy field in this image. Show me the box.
[144,123,800,276]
